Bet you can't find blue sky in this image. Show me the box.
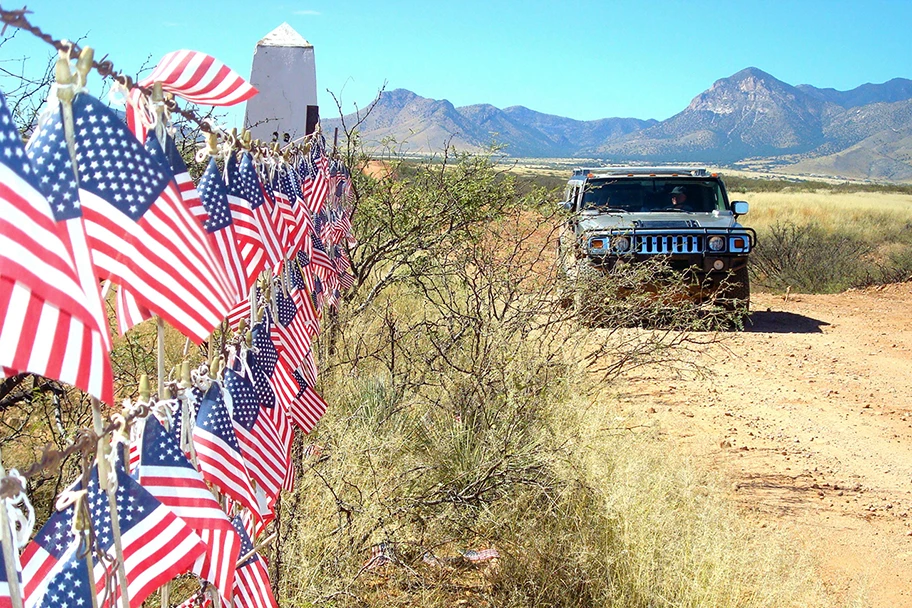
[2,0,910,127]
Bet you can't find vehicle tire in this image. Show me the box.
[726,265,750,308]
[555,242,577,308]
[718,265,750,327]
[572,260,605,323]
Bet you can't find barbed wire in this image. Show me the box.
[0,3,349,500]
[0,400,151,500]
[0,5,219,132]
[0,3,327,157]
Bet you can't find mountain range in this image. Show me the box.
[323,68,912,182]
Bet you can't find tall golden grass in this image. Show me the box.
[731,191,912,239]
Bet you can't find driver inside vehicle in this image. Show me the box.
[669,186,692,210]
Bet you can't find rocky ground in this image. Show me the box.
[613,283,912,607]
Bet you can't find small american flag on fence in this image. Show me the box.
[0,90,113,402]
[141,50,258,106]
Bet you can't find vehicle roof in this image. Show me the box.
[569,167,713,180]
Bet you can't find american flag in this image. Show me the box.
[268,399,294,490]
[265,359,299,440]
[224,366,288,509]
[301,145,329,215]
[310,230,340,302]
[287,259,319,332]
[268,174,291,251]
[32,547,91,608]
[192,383,261,521]
[339,270,355,290]
[265,185,293,262]
[363,542,395,570]
[310,231,336,279]
[292,285,320,338]
[0,538,22,608]
[27,92,235,343]
[270,280,312,369]
[108,132,210,334]
[269,173,298,255]
[280,167,308,254]
[115,284,153,335]
[333,244,351,273]
[311,275,324,314]
[137,414,241,605]
[293,249,317,305]
[20,478,78,607]
[86,460,206,607]
[290,365,327,432]
[239,153,283,268]
[225,152,275,274]
[24,461,205,608]
[461,547,501,563]
[230,516,278,608]
[125,87,153,144]
[0,90,113,402]
[286,159,313,245]
[245,324,294,466]
[198,156,248,303]
[142,50,258,106]
[164,134,208,227]
[298,348,319,392]
[248,316,278,409]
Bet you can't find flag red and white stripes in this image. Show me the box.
[28,94,237,343]
[116,285,153,335]
[231,517,278,608]
[138,415,241,604]
[193,384,262,522]
[142,50,258,106]
[0,92,112,402]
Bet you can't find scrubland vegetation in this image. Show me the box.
[731,188,912,293]
[8,144,905,605]
[273,147,835,606]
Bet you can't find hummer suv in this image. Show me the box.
[558,167,755,308]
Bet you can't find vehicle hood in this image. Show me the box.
[577,210,742,233]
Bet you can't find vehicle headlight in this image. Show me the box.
[708,235,725,252]
[589,237,606,251]
[612,236,631,253]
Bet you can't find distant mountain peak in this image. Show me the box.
[379,88,421,107]
[730,66,777,81]
[322,69,912,181]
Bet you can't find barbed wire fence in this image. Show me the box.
[0,5,356,607]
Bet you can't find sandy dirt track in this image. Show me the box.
[614,283,912,607]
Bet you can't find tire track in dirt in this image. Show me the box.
[612,283,912,606]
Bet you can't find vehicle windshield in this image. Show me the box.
[580,178,728,213]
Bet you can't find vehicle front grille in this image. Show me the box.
[633,234,704,255]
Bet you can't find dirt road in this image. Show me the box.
[615,283,912,607]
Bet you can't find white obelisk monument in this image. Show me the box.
[244,23,319,143]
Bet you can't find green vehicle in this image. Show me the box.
[558,167,755,309]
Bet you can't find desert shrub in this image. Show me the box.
[751,221,870,293]
[568,257,748,332]
[724,175,912,195]
[275,149,828,607]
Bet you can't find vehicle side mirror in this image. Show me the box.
[732,201,749,216]
[558,200,575,212]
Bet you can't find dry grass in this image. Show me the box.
[731,191,912,292]
[555,390,832,607]
[275,157,854,606]
[731,191,912,239]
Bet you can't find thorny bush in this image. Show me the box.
[277,145,747,606]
